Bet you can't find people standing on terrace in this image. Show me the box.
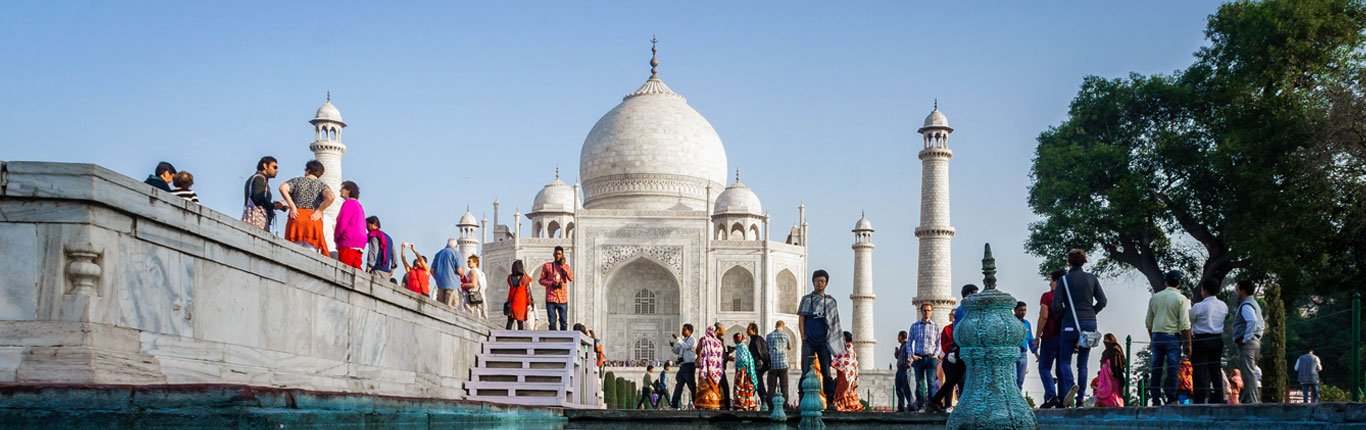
[1036,270,1064,408]
[432,239,467,307]
[170,171,198,203]
[333,181,367,269]
[1053,249,1107,408]
[364,216,396,279]
[399,243,430,297]
[461,255,488,318]
[1232,280,1265,404]
[1015,301,1037,390]
[1146,270,1192,406]
[798,269,842,409]
[1189,279,1228,404]
[242,156,282,231]
[832,330,861,412]
[765,321,792,409]
[144,161,176,192]
[694,325,725,410]
[539,246,574,331]
[906,302,939,412]
[929,307,963,413]
[745,323,769,408]
[732,332,760,411]
[504,260,533,330]
[279,160,334,255]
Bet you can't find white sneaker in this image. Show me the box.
[1062,385,1079,408]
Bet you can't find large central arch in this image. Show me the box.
[604,258,680,363]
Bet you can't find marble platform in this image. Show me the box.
[0,161,493,400]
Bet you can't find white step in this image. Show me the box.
[482,341,579,356]
[476,354,577,370]
[470,368,569,384]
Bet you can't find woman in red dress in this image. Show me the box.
[505,260,533,330]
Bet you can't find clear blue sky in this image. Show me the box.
[0,0,1225,401]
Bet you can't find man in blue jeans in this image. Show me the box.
[1146,270,1192,405]
[1052,249,1107,408]
[1036,270,1065,408]
[538,246,573,331]
[906,303,940,411]
[799,270,842,410]
[1015,301,1037,390]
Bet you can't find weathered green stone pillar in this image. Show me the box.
[946,244,1038,430]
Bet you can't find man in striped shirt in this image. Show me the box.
[907,303,939,411]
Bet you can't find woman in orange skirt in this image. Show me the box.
[694,325,725,410]
[832,331,862,412]
[279,160,335,255]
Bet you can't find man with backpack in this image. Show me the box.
[364,216,397,280]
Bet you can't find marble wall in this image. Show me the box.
[0,161,492,400]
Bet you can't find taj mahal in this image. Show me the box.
[295,42,962,370]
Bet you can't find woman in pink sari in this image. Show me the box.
[694,325,725,410]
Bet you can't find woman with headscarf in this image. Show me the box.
[504,260,533,330]
[1093,333,1127,407]
[731,332,760,411]
[832,331,862,412]
[694,325,725,410]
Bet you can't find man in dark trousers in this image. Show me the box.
[746,322,770,408]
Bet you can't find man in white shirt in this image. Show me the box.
[1189,280,1229,404]
[669,324,698,409]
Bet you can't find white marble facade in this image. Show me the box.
[475,60,810,366]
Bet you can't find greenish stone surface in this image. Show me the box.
[946,244,1038,430]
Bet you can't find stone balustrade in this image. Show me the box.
[0,161,492,400]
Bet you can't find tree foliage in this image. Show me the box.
[1028,0,1366,300]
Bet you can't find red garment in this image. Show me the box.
[538,262,574,304]
[337,248,363,269]
[940,323,955,355]
[595,343,605,367]
[405,268,430,295]
[1040,291,1062,339]
[507,274,533,320]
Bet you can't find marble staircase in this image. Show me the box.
[464,330,603,409]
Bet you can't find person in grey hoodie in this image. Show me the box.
[1232,280,1265,404]
[1295,350,1322,403]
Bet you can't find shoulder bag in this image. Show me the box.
[1062,275,1102,349]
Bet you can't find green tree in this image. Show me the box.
[1262,283,1288,403]
[603,371,617,408]
[1029,0,1366,299]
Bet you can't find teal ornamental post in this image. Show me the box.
[946,244,1038,430]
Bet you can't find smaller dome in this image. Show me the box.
[314,100,345,124]
[532,176,575,214]
[922,108,948,129]
[458,210,478,227]
[854,215,873,231]
[713,176,763,216]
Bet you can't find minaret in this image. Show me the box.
[913,101,957,326]
[309,92,347,242]
[850,212,876,370]
[457,208,480,258]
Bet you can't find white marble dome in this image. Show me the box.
[923,108,948,129]
[458,210,478,227]
[854,215,873,231]
[579,76,728,210]
[314,100,345,124]
[532,177,575,214]
[713,178,762,216]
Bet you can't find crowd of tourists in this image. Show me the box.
[885,248,1280,413]
[634,270,865,412]
[144,160,1302,412]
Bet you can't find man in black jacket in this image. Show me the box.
[747,323,770,409]
[1051,249,1108,407]
[144,161,176,192]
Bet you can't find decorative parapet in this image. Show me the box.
[63,242,103,297]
